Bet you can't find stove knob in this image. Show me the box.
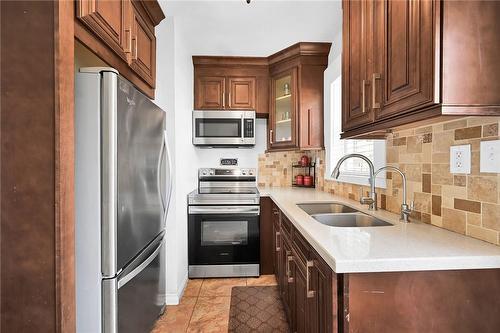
[201,169,208,175]
[249,170,254,175]
[209,170,214,175]
[242,170,247,175]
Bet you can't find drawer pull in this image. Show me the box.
[306,260,316,298]
[372,73,381,109]
[286,251,294,283]
[275,231,281,252]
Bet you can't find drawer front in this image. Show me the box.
[280,214,293,237]
[292,226,310,266]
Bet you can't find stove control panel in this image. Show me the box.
[198,168,256,178]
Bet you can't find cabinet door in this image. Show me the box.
[227,77,256,109]
[293,254,308,333]
[259,198,275,275]
[130,4,156,87]
[272,206,281,278]
[269,68,299,150]
[195,76,226,109]
[374,0,436,120]
[281,235,294,324]
[77,0,128,61]
[307,251,334,333]
[342,0,375,131]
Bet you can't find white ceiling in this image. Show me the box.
[160,0,342,56]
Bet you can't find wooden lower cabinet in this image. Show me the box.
[308,250,334,333]
[262,199,500,333]
[272,204,281,280]
[259,197,274,274]
[264,200,335,333]
[281,234,294,324]
[291,251,307,333]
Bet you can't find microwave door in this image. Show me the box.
[193,118,242,146]
[192,110,255,146]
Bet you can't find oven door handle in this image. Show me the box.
[189,206,260,215]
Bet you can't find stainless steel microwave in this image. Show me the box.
[192,110,256,147]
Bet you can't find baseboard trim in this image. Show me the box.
[165,272,188,305]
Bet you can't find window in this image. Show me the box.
[325,74,386,188]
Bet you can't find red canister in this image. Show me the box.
[300,155,309,166]
[295,175,304,185]
[304,175,313,187]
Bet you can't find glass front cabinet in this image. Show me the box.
[269,68,298,150]
[267,42,331,152]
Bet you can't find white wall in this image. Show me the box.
[156,0,342,304]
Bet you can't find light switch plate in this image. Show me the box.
[450,144,471,174]
[480,140,500,173]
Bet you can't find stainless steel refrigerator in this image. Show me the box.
[75,67,172,333]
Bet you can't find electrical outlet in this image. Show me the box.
[450,144,471,174]
[480,140,500,173]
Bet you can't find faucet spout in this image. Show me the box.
[374,166,412,222]
[331,154,377,210]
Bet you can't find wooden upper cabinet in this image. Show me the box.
[228,77,256,109]
[195,76,226,109]
[75,0,164,98]
[374,0,435,120]
[269,68,299,151]
[342,0,375,130]
[129,2,156,87]
[268,42,330,151]
[77,0,128,61]
[192,57,268,115]
[342,0,500,138]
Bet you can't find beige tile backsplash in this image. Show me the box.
[258,116,500,246]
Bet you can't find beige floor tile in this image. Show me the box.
[246,274,278,286]
[183,279,203,297]
[198,278,246,297]
[151,296,197,333]
[186,296,231,332]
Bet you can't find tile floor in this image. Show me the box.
[152,275,278,333]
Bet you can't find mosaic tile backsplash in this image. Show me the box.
[258,116,500,246]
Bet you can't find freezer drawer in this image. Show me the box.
[103,235,165,333]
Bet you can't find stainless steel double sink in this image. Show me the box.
[297,202,393,227]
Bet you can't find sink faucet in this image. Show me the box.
[374,166,413,222]
[331,154,377,210]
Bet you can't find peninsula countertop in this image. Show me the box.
[259,187,500,273]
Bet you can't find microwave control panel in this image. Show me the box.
[244,119,254,138]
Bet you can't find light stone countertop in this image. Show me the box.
[259,187,500,273]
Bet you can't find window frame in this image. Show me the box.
[324,63,386,188]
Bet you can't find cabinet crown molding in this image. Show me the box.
[192,56,268,67]
[193,42,332,68]
[268,42,332,66]
[135,0,165,26]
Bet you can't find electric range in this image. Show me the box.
[187,168,260,278]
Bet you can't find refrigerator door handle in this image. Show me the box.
[157,131,166,212]
[102,278,118,333]
[117,240,164,289]
[101,71,118,278]
[164,130,173,215]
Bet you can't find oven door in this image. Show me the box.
[188,206,260,265]
[192,110,255,146]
